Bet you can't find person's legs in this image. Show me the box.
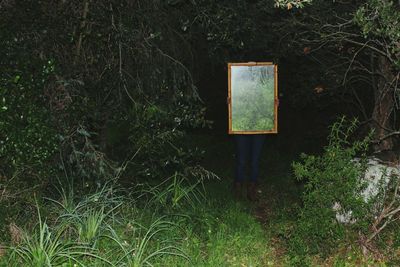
[249,134,266,183]
[234,135,250,183]
[234,135,250,198]
[247,134,266,201]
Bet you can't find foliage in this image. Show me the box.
[139,169,215,210]
[0,169,269,266]
[275,0,400,150]
[0,49,60,240]
[355,0,400,68]
[106,218,189,267]
[354,0,400,117]
[0,0,217,195]
[60,126,119,188]
[289,117,400,262]
[0,2,221,257]
[359,161,400,254]
[49,181,123,246]
[126,95,211,179]
[0,60,59,182]
[290,118,371,260]
[2,0,400,264]
[7,206,104,267]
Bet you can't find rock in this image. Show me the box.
[334,157,400,224]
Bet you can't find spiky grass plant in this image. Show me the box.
[46,181,83,216]
[74,204,121,246]
[76,207,107,245]
[49,179,123,217]
[106,217,189,267]
[80,180,124,211]
[48,180,123,246]
[142,172,207,209]
[7,205,108,267]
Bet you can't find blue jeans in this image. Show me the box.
[234,135,266,183]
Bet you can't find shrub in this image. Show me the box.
[126,90,211,180]
[289,118,371,259]
[0,61,59,183]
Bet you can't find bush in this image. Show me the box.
[289,118,371,260]
[126,90,211,180]
[0,61,59,183]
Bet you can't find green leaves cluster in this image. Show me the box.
[355,0,400,68]
[125,95,208,179]
[0,62,58,180]
[0,0,214,187]
[290,118,371,261]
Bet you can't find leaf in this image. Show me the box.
[77,128,91,137]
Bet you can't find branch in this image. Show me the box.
[74,0,90,64]
[371,131,400,143]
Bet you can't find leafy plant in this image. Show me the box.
[289,118,371,260]
[126,94,211,180]
[274,0,312,9]
[0,62,58,182]
[75,207,108,245]
[60,126,120,189]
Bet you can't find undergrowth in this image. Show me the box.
[0,174,270,266]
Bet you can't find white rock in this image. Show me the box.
[334,157,400,224]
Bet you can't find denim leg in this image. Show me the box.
[250,135,266,182]
[234,135,250,182]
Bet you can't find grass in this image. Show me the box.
[105,217,189,267]
[6,205,107,267]
[141,172,207,209]
[1,131,398,266]
[0,167,272,266]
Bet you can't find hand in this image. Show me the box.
[275,98,280,107]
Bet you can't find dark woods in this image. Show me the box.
[1,0,214,187]
[1,0,399,185]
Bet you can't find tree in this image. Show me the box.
[0,0,211,185]
[274,0,400,151]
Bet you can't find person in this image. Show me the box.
[233,134,266,201]
[232,98,279,201]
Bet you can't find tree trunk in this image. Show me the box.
[371,56,395,152]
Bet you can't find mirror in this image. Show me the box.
[228,62,278,134]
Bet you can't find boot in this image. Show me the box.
[247,182,258,202]
[233,182,242,200]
